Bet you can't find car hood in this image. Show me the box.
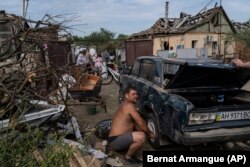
[166,63,250,90]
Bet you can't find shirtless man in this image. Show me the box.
[108,86,155,164]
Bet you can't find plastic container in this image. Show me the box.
[87,106,97,115]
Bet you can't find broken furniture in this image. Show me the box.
[68,66,106,113]
[69,74,101,102]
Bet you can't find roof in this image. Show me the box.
[233,20,250,32]
[0,10,30,28]
[128,6,235,40]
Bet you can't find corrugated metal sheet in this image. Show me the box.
[125,40,153,66]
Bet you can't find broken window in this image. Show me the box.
[192,40,198,48]
[212,41,217,55]
[164,42,169,50]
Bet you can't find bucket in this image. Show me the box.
[87,106,97,115]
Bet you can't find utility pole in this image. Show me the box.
[165,1,170,54]
[218,0,223,61]
[21,0,29,19]
[165,1,169,29]
[21,0,25,18]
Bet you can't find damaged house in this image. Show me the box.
[0,10,77,133]
[0,10,73,94]
[126,5,237,65]
[0,10,72,70]
[233,20,250,61]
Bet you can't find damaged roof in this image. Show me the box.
[233,20,250,32]
[128,6,235,40]
[0,10,30,29]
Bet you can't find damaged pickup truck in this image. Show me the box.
[119,56,250,148]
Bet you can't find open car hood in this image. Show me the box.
[166,63,250,90]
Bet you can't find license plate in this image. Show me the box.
[216,111,250,121]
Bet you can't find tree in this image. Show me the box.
[72,29,128,52]
[115,34,128,49]
[72,28,115,52]
[226,24,250,48]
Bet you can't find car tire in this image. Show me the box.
[94,119,112,139]
[147,113,161,148]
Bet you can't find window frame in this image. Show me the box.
[131,60,141,77]
[139,59,155,82]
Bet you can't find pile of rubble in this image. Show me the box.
[0,11,117,167]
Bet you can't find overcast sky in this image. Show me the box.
[1,0,250,37]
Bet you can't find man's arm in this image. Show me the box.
[232,59,250,68]
[127,104,155,138]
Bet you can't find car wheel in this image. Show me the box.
[147,113,161,148]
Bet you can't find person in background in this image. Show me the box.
[76,50,89,66]
[232,59,250,68]
[94,54,103,74]
[108,86,155,164]
[89,48,97,61]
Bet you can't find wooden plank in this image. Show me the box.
[83,155,102,167]
[73,150,88,167]
[69,157,80,167]
[32,150,44,163]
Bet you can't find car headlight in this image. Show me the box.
[188,113,216,125]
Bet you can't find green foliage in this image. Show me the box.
[115,34,128,49]
[226,25,250,48]
[0,127,73,167]
[72,28,128,52]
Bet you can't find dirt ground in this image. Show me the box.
[69,81,119,131]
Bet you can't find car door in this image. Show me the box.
[136,59,155,112]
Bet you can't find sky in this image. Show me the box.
[1,0,250,37]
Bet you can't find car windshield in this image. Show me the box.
[163,63,180,79]
[163,63,179,75]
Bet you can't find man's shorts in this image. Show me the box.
[108,132,133,151]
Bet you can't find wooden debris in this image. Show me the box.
[72,149,88,167]
[106,157,123,167]
[32,150,44,163]
[69,158,79,167]
[83,155,102,167]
